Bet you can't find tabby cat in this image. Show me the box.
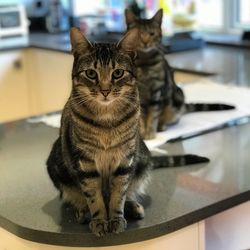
[46,27,209,236]
[125,9,235,140]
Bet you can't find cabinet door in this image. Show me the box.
[27,49,73,116]
[0,222,204,250]
[205,201,250,250]
[0,50,30,123]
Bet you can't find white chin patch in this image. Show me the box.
[99,98,114,105]
[139,48,154,53]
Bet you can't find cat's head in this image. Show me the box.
[125,9,163,50]
[70,27,139,108]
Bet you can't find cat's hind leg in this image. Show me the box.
[125,199,145,220]
[125,178,148,220]
[62,185,89,223]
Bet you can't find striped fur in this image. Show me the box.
[152,154,209,169]
[185,103,235,112]
[125,9,235,140]
[47,27,209,237]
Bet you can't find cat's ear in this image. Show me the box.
[152,9,163,26]
[70,27,92,55]
[125,9,137,27]
[117,28,139,52]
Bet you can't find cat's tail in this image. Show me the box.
[151,154,209,169]
[185,103,235,113]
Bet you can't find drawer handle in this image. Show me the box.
[13,59,22,70]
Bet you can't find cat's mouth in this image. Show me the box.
[95,90,122,105]
[99,96,115,105]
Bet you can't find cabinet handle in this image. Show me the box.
[13,59,22,70]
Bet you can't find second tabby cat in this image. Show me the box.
[125,9,235,140]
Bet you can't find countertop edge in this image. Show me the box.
[1,191,250,247]
[206,40,250,49]
[29,45,71,54]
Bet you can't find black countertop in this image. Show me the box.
[0,33,71,53]
[204,33,250,49]
[166,45,250,86]
[1,32,250,246]
[1,119,250,246]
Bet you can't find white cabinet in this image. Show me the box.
[27,49,73,116]
[205,201,250,250]
[0,222,205,250]
[0,50,30,123]
[0,49,74,122]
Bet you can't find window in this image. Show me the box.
[234,0,250,29]
[196,0,224,30]
[155,0,225,34]
[157,0,249,34]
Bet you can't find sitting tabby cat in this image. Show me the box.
[47,27,209,236]
[125,9,235,140]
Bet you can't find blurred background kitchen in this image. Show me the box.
[1,0,250,40]
[0,0,250,35]
[0,0,250,123]
[1,3,250,250]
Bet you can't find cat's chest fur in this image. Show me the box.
[95,148,127,177]
[76,121,135,176]
[96,127,123,149]
[137,62,165,82]
[136,50,165,84]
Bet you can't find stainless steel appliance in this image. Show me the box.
[0,4,29,38]
[24,0,69,33]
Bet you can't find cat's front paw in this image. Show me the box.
[89,219,108,237]
[109,217,127,234]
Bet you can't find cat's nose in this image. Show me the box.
[140,32,150,43]
[100,89,111,97]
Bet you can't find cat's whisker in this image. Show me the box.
[71,95,93,106]
[75,98,92,106]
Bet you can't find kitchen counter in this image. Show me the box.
[0,33,71,53]
[204,33,250,49]
[166,45,250,86]
[0,118,250,247]
[1,32,250,248]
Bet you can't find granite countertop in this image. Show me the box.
[1,32,250,246]
[0,33,72,53]
[0,32,121,53]
[1,119,250,246]
[204,33,250,48]
[166,45,250,86]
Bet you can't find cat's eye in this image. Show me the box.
[85,69,97,79]
[112,69,124,79]
[150,32,155,36]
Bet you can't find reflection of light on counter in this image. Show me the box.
[176,166,238,199]
[191,160,224,183]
